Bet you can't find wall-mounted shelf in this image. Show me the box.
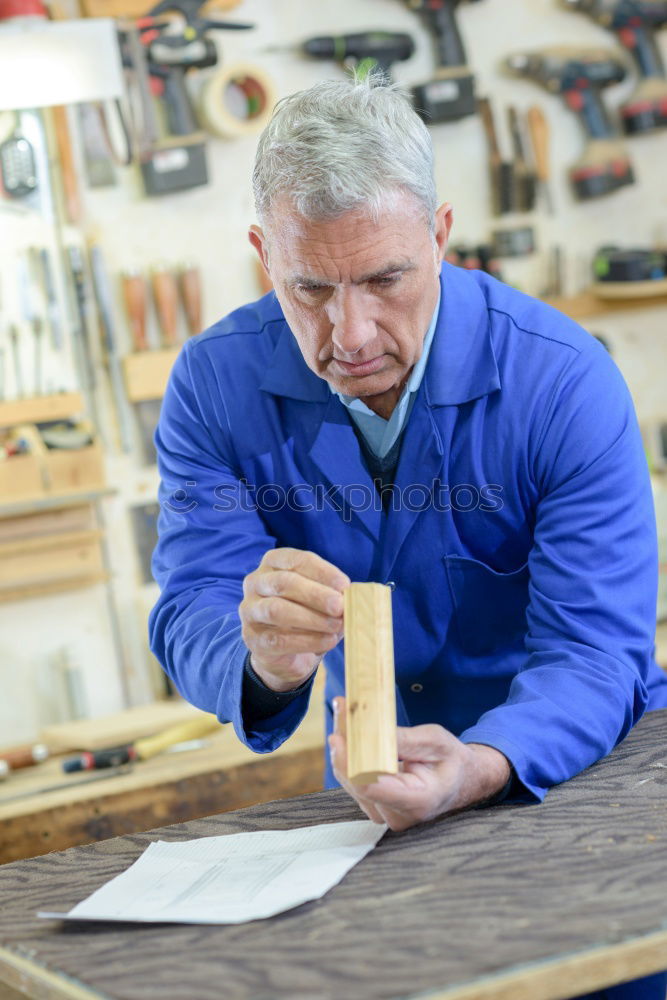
[0,488,115,521]
[0,393,85,428]
[0,572,110,605]
[545,288,667,322]
[123,348,180,403]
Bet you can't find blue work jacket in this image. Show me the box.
[150,262,667,800]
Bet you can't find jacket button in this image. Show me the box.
[411,683,423,693]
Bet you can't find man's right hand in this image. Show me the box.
[240,548,350,693]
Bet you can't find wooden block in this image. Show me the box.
[122,348,180,402]
[344,583,398,785]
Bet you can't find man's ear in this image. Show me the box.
[248,224,270,274]
[433,202,454,262]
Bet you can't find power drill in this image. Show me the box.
[301,32,415,82]
[506,48,635,200]
[562,0,667,134]
[405,0,485,122]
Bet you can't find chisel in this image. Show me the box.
[479,97,514,215]
[508,106,537,213]
[89,243,133,452]
[121,270,149,352]
[526,105,554,214]
[65,244,103,434]
[151,266,180,347]
[179,263,202,338]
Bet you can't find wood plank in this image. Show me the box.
[0,537,104,589]
[0,573,109,604]
[344,583,397,784]
[0,530,103,559]
[0,710,666,1000]
[0,394,84,428]
[122,348,180,402]
[38,699,212,754]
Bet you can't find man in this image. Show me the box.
[150,76,667,999]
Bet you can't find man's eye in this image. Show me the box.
[370,274,400,287]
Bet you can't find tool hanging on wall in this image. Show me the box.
[76,103,118,188]
[178,263,201,337]
[121,271,149,351]
[18,253,44,396]
[34,248,62,351]
[197,64,276,139]
[478,97,514,215]
[64,245,103,433]
[507,106,537,212]
[0,123,37,201]
[89,243,134,452]
[405,0,484,122]
[505,48,635,200]
[526,105,554,213]
[119,0,253,195]
[151,265,180,347]
[296,31,416,82]
[562,0,667,134]
[51,106,82,225]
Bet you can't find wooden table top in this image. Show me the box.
[0,709,666,1000]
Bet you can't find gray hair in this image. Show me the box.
[252,73,437,232]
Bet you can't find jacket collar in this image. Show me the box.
[258,262,500,406]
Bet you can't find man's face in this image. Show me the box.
[249,191,453,418]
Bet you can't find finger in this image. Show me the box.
[244,623,341,657]
[332,696,347,739]
[261,548,350,592]
[254,570,346,619]
[328,734,385,824]
[248,595,343,635]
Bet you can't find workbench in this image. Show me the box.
[0,689,324,866]
[0,709,665,1000]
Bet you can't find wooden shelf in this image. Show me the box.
[545,289,667,321]
[0,571,110,604]
[0,487,114,521]
[123,348,180,402]
[0,393,85,427]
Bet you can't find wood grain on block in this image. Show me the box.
[344,583,398,785]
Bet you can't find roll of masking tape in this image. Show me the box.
[198,63,276,139]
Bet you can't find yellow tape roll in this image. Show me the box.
[199,63,276,139]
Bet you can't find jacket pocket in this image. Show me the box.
[444,555,530,657]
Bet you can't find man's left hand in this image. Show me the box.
[328,697,511,831]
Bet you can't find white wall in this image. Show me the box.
[1,0,666,744]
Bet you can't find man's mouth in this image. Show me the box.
[332,356,385,376]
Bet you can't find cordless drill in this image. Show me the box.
[301,32,415,82]
[562,0,667,134]
[405,0,485,122]
[506,48,635,200]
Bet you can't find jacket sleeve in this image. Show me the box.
[149,342,315,753]
[459,339,658,802]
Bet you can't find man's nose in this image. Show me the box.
[328,287,375,356]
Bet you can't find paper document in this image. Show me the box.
[38,820,386,925]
